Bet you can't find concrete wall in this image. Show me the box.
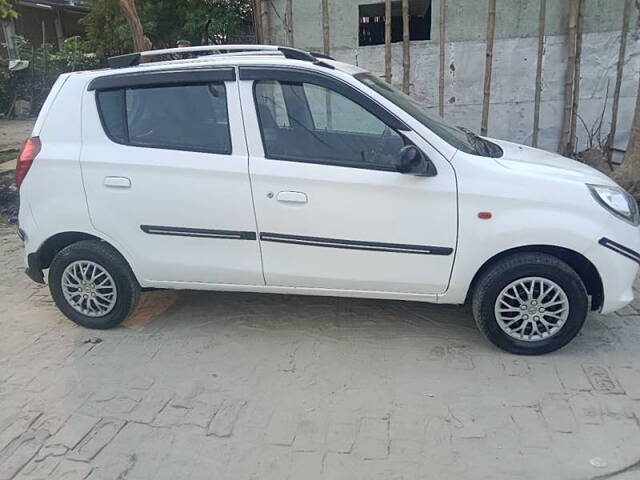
[266,0,639,154]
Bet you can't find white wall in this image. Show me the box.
[332,31,639,155]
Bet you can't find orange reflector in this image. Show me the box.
[478,212,492,219]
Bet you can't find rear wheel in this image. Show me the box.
[472,253,588,355]
[49,240,140,329]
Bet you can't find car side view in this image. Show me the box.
[16,45,640,355]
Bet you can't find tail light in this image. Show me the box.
[15,137,41,190]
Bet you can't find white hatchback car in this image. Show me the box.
[16,45,640,354]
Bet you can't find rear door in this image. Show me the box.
[80,68,264,286]
[240,67,458,295]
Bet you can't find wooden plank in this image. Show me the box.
[569,0,583,155]
[402,0,410,93]
[439,0,446,117]
[480,0,496,136]
[285,0,294,46]
[385,0,392,83]
[322,0,330,55]
[608,0,631,162]
[559,0,578,155]
[532,0,546,147]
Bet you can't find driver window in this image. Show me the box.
[254,79,405,170]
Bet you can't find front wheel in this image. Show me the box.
[472,253,588,355]
[49,240,140,329]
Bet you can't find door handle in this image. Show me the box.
[104,176,131,188]
[276,191,308,204]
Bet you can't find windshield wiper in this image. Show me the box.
[456,126,503,158]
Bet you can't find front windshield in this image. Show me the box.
[355,72,481,155]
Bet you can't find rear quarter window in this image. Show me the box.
[96,82,231,154]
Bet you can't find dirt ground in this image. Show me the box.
[1,221,640,480]
[0,120,35,152]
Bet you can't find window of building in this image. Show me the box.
[359,0,431,46]
[96,82,231,154]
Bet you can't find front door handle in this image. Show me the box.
[104,176,131,189]
[276,191,308,204]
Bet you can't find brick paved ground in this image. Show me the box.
[1,221,640,479]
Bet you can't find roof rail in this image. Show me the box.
[106,45,334,69]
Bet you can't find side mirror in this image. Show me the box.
[396,145,437,177]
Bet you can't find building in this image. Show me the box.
[265,0,639,155]
[2,0,90,69]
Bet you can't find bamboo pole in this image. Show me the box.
[285,0,293,46]
[402,0,410,93]
[322,0,330,55]
[569,0,583,155]
[532,0,546,147]
[480,0,496,136]
[253,0,263,43]
[385,0,392,83]
[261,0,270,44]
[559,0,578,155]
[608,0,631,162]
[438,0,446,117]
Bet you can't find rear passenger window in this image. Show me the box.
[96,82,231,154]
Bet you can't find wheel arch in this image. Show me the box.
[28,231,138,284]
[465,245,604,311]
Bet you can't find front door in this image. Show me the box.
[240,67,457,295]
[80,69,264,286]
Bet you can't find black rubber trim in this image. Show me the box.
[260,232,453,255]
[141,225,256,240]
[25,252,45,284]
[239,66,409,131]
[89,67,236,91]
[599,237,640,265]
[107,53,141,69]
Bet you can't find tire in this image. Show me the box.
[49,240,140,329]
[471,253,588,355]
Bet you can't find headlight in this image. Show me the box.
[587,184,640,226]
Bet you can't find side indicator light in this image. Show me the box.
[478,212,492,219]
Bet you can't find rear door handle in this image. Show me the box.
[276,191,308,204]
[104,176,131,188]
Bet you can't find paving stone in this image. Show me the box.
[541,396,577,433]
[266,412,298,446]
[355,418,389,459]
[207,399,245,438]
[67,418,126,462]
[292,415,326,452]
[291,451,323,480]
[555,363,592,392]
[46,414,99,450]
[14,455,60,479]
[611,367,640,400]
[327,419,359,453]
[0,411,41,453]
[511,407,550,448]
[583,365,625,394]
[0,431,41,480]
[51,459,93,480]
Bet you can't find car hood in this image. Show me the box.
[487,138,616,186]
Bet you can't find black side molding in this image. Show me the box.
[89,67,236,91]
[260,232,453,256]
[25,252,45,284]
[599,237,640,265]
[141,225,256,241]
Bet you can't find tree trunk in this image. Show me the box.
[608,0,631,163]
[119,0,151,52]
[285,0,293,46]
[559,0,578,155]
[613,77,640,195]
[253,0,263,43]
[569,0,583,155]
[384,0,392,83]
[402,0,410,93]
[480,0,496,136]
[322,0,330,55]
[532,0,546,148]
[438,0,446,117]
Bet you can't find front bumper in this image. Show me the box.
[591,235,640,314]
